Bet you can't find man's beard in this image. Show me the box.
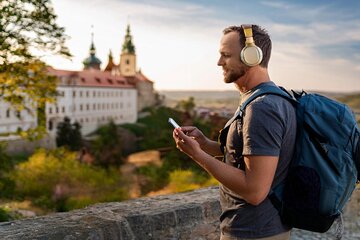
[223,67,246,83]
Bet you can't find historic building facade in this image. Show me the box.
[0,25,157,138]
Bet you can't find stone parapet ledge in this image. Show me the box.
[0,187,358,240]
[0,187,221,240]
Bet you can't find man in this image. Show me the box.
[172,25,296,240]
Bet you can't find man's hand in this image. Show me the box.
[179,126,207,145]
[174,126,223,157]
[173,128,202,159]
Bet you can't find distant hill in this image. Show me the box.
[160,90,360,118]
[160,90,240,110]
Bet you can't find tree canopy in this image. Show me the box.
[0,0,71,138]
[56,117,82,151]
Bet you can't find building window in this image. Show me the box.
[62,106,65,113]
[80,104,83,111]
[86,91,89,97]
[49,120,53,130]
[80,91,83,97]
[56,106,59,113]
[126,59,130,65]
[49,107,52,114]
[73,91,76,97]
[6,109,10,118]
[86,104,89,110]
[93,91,96,97]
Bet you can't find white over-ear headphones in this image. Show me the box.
[240,24,263,67]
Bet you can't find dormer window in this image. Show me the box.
[107,79,113,84]
[81,77,86,83]
[95,78,101,83]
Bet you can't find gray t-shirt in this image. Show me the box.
[219,82,296,238]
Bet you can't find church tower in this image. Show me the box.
[119,24,136,76]
[104,50,116,72]
[83,31,102,70]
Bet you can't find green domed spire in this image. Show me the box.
[83,30,102,70]
[122,24,135,54]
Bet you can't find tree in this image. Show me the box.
[0,142,15,198]
[0,0,71,138]
[56,117,82,151]
[176,97,196,115]
[91,121,124,167]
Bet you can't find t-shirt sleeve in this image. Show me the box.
[242,99,285,156]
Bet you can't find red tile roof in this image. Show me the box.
[48,67,135,88]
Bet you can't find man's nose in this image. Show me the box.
[217,57,223,66]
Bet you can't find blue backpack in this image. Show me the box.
[237,85,360,233]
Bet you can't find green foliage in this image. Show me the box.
[0,143,16,198]
[168,170,218,193]
[0,207,11,222]
[137,148,212,194]
[56,117,82,151]
[0,0,71,139]
[91,121,124,167]
[168,170,202,192]
[0,0,71,63]
[137,106,181,150]
[137,164,169,194]
[120,106,180,151]
[11,148,128,212]
[122,106,216,194]
[175,97,196,114]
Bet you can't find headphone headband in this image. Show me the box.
[240,24,263,66]
[242,24,255,46]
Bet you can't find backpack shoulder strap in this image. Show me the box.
[222,85,296,130]
[239,85,297,117]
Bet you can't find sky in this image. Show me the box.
[44,0,360,92]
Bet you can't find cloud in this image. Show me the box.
[260,1,293,10]
[48,0,360,92]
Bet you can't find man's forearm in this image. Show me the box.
[200,139,223,157]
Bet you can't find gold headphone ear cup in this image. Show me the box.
[240,46,263,67]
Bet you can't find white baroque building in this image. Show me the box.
[0,99,37,137]
[46,68,138,136]
[0,24,157,139]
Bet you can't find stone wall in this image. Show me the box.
[0,187,358,240]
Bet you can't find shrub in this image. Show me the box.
[167,170,218,193]
[12,148,128,212]
[0,207,11,222]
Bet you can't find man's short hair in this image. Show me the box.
[223,25,272,68]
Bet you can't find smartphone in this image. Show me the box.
[168,118,180,128]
